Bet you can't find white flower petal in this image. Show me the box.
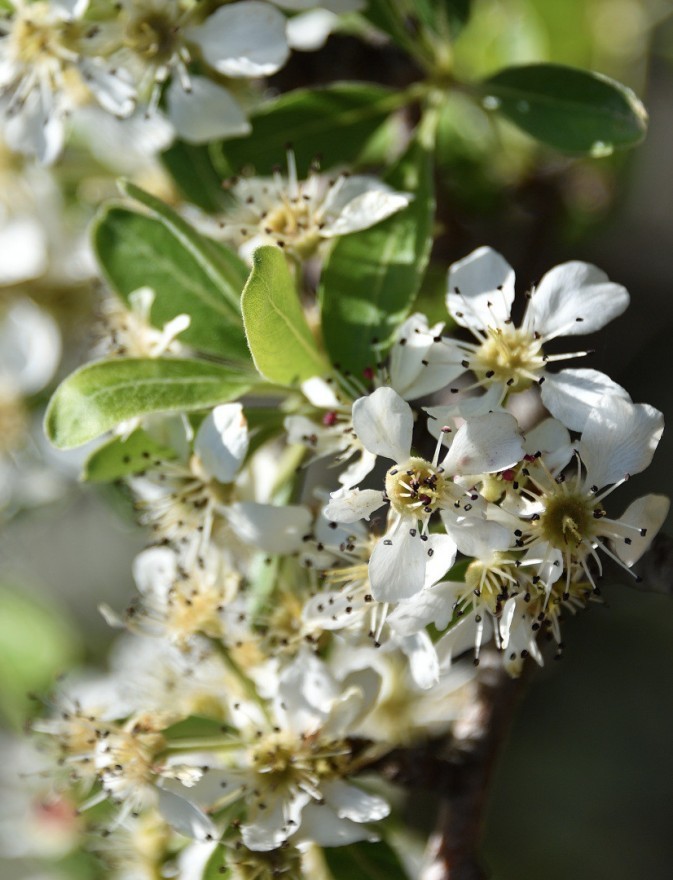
[286,9,338,51]
[442,412,523,476]
[526,261,629,338]
[540,368,631,433]
[338,449,377,489]
[502,605,543,677]
[276,652,338,732]
[226,502,313,554]
[322,779,390,822]
[0,217,48,284]
[425,384,506,441]
[0,298,61,394]
[132,546,177,601]
[301,376,341,408]
[388,581,461,634]
[324,487,386,523]
[389,313,463,400]
[447,517,512,559]
[188,1,289,77]
[78,58,136,117]
[157,786,219,841]
[524,418,573,473]
[369,526,429,602]
[446,246,515,330]
[352,386,413,462]
[423,533,458,587]
[243,790,309,851]
[167,77,251,143]
[195,404,249,483]
[434,609,491,665]
[398,630,439,689]
[321,177,412,236]
[4,88,65,165]
[579,398,664,488]
[293,802,379,848]
[611,494,670,567]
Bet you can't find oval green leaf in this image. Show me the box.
[94,183,250,361]
[45,357,254,449]
[480,63,648,154]
[241,246,328,385]
[318,135,435,376]
[212,83,403,176]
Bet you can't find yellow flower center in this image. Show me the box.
[11,3,72,65]
[537,492,602,550]
[464,553,519,614]
[385,457,445,517]
[473,326,544,392]
[124,10,181,64]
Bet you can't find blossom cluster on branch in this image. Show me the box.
[0,2,668,878]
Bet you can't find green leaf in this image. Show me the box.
[324,841,409,880]
[241,246,328,385]
[201,845,231,880]
[45,357,253,449]
[83,428,177,482]
[161,140,230,213]
[93,182,250,361]
[212,83,404,175]
[0,586,80,727]
[163,716,230,741]
[318,135,435,375]
[480,63,648,154]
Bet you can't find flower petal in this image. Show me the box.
[187,1,289,78]
[167,77,251,143]
[526,261,629,338]
[442,412,523,476]
[369,525,429,602]
[388,581,462,634]
[323,487,386,523]
[321,177,412,236]
[157,786,219,841]
[322,779,390,822]
[226,502,313,553]
[293,802,379,847]
[446,246,515,331]
[579,398,664,488]
[352,386,413,462]
[611,494,670,566]
[540,368,631,433]
[398,630,439,689]
[195,404,249,483]
[132,546,177,601]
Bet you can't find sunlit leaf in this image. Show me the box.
[45,357,254,449]
[319,135,435,375]
[241,246,328,385]
[211,83,403,175]
[480,63,648,154]
[93,181,250,361]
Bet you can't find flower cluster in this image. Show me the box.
[26,197,666,876]
[0,0,357,163]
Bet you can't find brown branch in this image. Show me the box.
[368,648,526,880]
